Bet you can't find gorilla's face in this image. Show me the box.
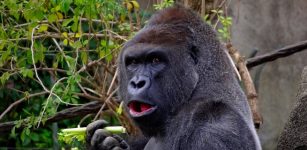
[119,41,199,135]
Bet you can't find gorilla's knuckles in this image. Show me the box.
[102,137,120,149]
[91,129,110,146]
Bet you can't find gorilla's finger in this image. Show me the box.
[91,129,111,147]
[86,120,108,143]
[112,135,129,149]
[112,134,124,142]
[102,136,120,149]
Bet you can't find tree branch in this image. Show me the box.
[227,44,263,128]
[4,32,127,42]
[0,91,49,121]
[0,101,104,132]
[246,40,307,68]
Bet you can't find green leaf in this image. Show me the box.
[33,42,46,63]
[62,18,74,27]
[25,128,31,136]
[65,56,76,71]
[75,74,81,82]
[48,14,57,22]
[0,72,11,85]
[81,51,88,64]
[62,32,68,38]
[1,49,11,63]
[20,68,34,78]
[38,24,49,32]
[218,29,224,33]
[27,70,34,78]
[10,126,16,138]
[63,39,68,46]
[56,12,64,19]
[0,40,6,50]
[82,40,89,46]
[30,133,40,142]
[71,21,78,32]
[107,14,114,20]
[116,102,124,115]
[60,0,72,13]
[100,40,107,47]
[72,41,82,49]
[19,68,27,77]
[20,128,27,142]
[10,10,20,21]
[23,10,33,22]
[99,48,106,58]
[15,120,23,128]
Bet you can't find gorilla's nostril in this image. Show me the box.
[129,76,149,92]
[137,80,146,88]
[131,81,137,88]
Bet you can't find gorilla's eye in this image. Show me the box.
[125,57,139,71]
[147,51,167,66]
[130,59,137,65]
[152,57,160,64]
[126,58,137,66]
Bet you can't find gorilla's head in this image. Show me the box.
[118,5,230,136]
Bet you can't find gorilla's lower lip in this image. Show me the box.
[128,101,157,117]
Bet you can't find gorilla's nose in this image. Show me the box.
[128,75,150,95]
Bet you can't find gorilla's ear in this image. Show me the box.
[189,45,199,65]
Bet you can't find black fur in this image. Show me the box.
[86,5,261,150]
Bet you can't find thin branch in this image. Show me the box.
[75,93,102,101]
[246,40,307,68]
[8,67,67,77]
[107,69,118,95]
[227,44,263,129]
[84,87,104,97]
[31,25,49,92]
[11,18,115,29]
[93,103,106,121]
[0,91,49,121]
[52,38,70,68]
[3,32,127,42]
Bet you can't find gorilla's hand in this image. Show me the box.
[86,120,129,150]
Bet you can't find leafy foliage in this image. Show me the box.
[0,0,233,148]
[153,0,174,10]
[0,0,143,148]
[204,9,233,42]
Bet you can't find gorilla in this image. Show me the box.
[86,5,261,150]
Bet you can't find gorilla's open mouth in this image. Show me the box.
[128,101,157,117]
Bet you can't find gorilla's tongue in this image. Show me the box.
[128,101,153,114]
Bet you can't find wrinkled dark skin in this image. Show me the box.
[86,5,261,150]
